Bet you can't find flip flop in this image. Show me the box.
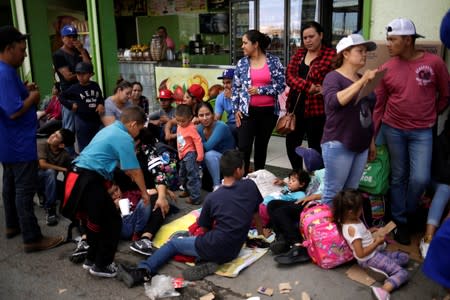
[274,246,311,265]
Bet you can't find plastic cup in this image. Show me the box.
[118,198,130,216]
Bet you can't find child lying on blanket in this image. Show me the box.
[117,150,265,287]
[258,169,310,227]
[267,147,325,262]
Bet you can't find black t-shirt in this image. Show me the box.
[52,48,86,91]
[195,179,263,264]
[59,81,104,121]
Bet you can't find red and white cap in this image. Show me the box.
[158,89,173,99]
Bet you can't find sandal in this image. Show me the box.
[179,191,190,198]
[274,246,310,265]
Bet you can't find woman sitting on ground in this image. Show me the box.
[130,81,149,116]
[103,80,132,126]
[196,101,235,191]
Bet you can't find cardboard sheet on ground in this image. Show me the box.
[152,209,268,277]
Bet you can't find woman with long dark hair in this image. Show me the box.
[232,29,285,174]
[285,21,335,169]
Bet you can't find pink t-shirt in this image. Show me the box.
[176,122,204,161]
[374,52,449,133]
[250,63,274,107]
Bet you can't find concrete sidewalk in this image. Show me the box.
[0,162,446,300]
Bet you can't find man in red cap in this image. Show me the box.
[148,89,176,143]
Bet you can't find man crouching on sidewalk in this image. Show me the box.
[117,149,264,287]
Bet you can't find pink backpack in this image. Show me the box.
[300,203,354,269]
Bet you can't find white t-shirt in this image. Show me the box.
[342,222,376,262]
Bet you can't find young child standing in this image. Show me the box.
[333,189,409,300]
[60,62,104,152]
[175,104,204,205]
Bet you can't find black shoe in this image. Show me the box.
[117,264,151,288]
[270,238,289,255]
[274,245,311,265]
[394,224,411,245]
[89,262,118,278]
[182,262,219,281]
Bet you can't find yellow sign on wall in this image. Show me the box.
[155,66,228,103]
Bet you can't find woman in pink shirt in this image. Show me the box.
[232,30,285,174]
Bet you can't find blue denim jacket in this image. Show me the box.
[232,52,285,116]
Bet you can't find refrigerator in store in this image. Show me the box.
[230,0,318,66]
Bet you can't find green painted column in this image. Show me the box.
[88,0,119,97]
[23,0,54,97]
[362,0,372,39]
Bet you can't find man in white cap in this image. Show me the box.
[373,18,449,245]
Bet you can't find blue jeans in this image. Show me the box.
[427,181,450,227]
[74,116,101,152]
[2,161,42,243]
[121,200,152,239]
[62,106,76,155]
[179,152,201,202]
[138,236,200,274]
[382,124,432,224]
[204,150,222,187]
[38,169,58,209]
[322,141,368,206]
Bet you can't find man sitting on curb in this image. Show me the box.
[37,128,74,226]
[117,149,264,287]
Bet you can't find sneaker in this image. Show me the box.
[366,267,388,282]
[419,238,430,259]
[130,238,153,256]
[393,224,411,245]
[182,262,219,281]
[46,207,58,226]
[69,239,89,264]
[117,264,151,288]
[89,262,118,278]
[23,235,64,253]
[82,259,95,270]
[371,286,390,300]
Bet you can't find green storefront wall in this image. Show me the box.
[13,0,118,98]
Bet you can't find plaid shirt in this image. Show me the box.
[286,45,335,117]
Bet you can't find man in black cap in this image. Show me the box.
[53,24,91,150]
[0,25,64,252]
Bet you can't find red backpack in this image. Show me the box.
[300,203,353,269]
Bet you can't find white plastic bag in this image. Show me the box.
[144,275,180,300]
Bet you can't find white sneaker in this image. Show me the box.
[419,238,430,259]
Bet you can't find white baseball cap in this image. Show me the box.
[336,34,377,54]
[386,18,425,38]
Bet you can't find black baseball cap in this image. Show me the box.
[0,26,29,51]
[75,62,93,74]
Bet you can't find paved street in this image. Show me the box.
[0,163,446,300]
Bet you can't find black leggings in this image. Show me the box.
[267,200,306,245]
[285,101,325,170]
[237,106,278,174]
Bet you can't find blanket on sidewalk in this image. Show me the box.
[152,209,268,278]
